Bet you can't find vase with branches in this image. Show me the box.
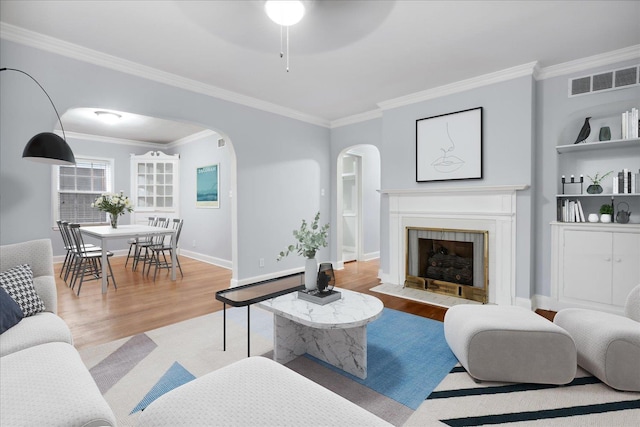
[277,212,329,290]
[586,171,613,194]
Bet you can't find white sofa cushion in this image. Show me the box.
[0,312,72,357]
[138,356,391,426]
[0,342,116,427]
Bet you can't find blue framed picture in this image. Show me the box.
[196,164,219,208]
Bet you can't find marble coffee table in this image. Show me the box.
[257,288,383,379]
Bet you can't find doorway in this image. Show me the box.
[341,153,361,262]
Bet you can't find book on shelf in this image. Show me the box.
[613,168,639,194]
[621,108,639,139]
[559,199,586,222]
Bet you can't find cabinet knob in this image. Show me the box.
[615,258,622,263]
[605,257,611,262]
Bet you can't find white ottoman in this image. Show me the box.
[444,305,576,384]
[554,308,640,391]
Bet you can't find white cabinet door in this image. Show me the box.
[130,151,179,224]
[563,230,612,304]
[612,232,640,306]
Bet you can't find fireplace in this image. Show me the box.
[405,227,488,303]
[381,185,527,306]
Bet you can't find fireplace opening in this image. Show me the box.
[405,227,488,303]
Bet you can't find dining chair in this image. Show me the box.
[59,220,102,284]
[144,218,184,281]
[125,216,157,269]
[132,217,170,271]
[67,223,117,296]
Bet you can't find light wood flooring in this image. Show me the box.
[55,256,447,350]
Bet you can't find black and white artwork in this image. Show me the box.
[416,107,483,182]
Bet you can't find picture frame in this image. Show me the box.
[416,107,483,182]
[196,164,219,208]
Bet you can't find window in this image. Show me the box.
[53,157,114,224]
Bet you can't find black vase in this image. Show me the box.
[599,127,611,141]
[586,184,603,194]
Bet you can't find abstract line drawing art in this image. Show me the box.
[416,107,483,182]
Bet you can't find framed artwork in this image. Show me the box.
[416,107,483,182]
[196,164,219,208]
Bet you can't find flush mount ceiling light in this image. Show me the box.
[264,0,306,72]
[94,110,122,124]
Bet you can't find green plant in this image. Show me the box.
[277,212,329,260]
[91,191,134,217]
[587,171,613,185]
[599,204,613,215]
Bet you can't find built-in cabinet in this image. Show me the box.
[551,222,640,314]
[341,154,360,262]
[130,151,180,224]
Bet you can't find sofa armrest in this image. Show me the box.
[0,239,54,278]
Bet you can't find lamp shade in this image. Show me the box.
[22,132,76,165]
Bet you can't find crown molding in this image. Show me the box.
[60,130,165,148]
[330,109,382,128]
[169,129,219,148]
[377,62,538,111]
[536,45,640,80]
[0,22,330,128]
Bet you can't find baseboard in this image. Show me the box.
[179,249,232,269]
[363,251,380,261]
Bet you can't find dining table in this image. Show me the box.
[80,224,177,294]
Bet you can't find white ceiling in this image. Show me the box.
[1,1,639,138]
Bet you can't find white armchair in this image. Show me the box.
[554,284,640,391]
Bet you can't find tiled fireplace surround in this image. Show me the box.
[380,186,527,306]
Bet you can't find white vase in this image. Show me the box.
[600,214,612,223]
[304,257,318,291]
[588,213,599,223]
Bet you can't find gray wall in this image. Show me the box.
[173,133,233,265]
[0,39,330,283]
[377,76,535,299]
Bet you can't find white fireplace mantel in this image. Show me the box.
[380,184,529,306]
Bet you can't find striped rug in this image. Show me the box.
[405,365,640,426]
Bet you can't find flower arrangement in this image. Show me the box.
[91,192,133,227]
[277,212,329,260]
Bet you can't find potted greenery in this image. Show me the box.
[586,171,613,194]
[599,203,613,223]
[277,212,329,290]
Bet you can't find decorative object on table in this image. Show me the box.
[599,203,613,223]
[297,288,341,305]
[598,126,611,141]
[317,262,335,293]
[0,68,75,165]
[616,202,631,224]
[561,174,583,194]
[573,117,591,144]
[588,213,599,223]
[416,107,483,182]
[196,164,219,208]
[91,191,134,228]
[277,212,329,291]
[586,170,613,194]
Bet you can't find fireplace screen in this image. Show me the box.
[405,227,488,303]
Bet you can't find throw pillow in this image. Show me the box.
[0,286,24,333]
[0,264,46,317]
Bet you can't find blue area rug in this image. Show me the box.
[130,361,196,414]
[306,307,457,410]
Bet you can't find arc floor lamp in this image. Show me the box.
[0,67,76,165]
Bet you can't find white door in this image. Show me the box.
[342,154,360,263]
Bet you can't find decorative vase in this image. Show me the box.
[586,184,603,194]
[588,213,599,223]
[598,126,611,141]
[304,257,318,291]
[109,214,119,229]
[600,214,612,223]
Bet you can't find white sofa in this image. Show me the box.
[0,239,117,427]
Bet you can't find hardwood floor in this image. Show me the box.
[55,257,447,350]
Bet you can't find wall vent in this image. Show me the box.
[569,65,639,97]
[217,138,226,148]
